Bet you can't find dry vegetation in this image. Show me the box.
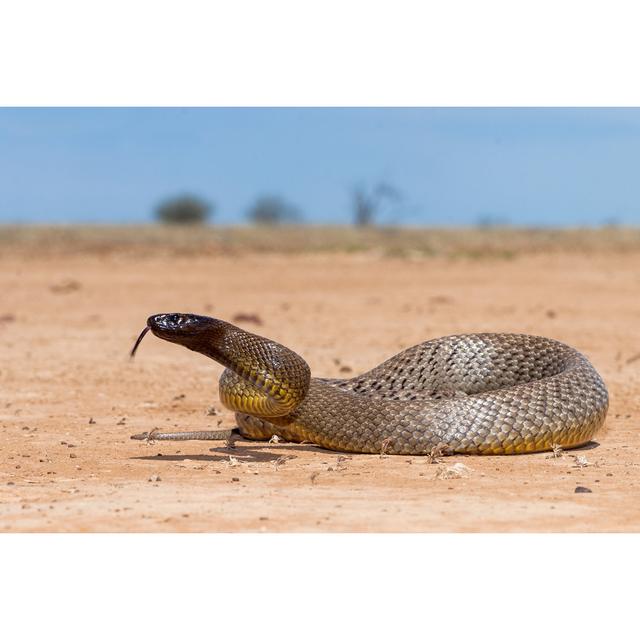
[3,224,640,258]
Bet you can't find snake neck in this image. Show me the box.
[151,316,312,418]
[214,325,312,418]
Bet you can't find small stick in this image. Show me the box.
[379,438,392,457]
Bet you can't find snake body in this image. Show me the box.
[130,314,608,455]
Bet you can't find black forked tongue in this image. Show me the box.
[130,326,151,358]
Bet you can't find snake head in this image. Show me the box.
[130,313,222,358]
[147,313,216,343]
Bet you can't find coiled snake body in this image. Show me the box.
[130,314,608,455]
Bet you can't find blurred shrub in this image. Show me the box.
[155,194,213,225]
[247,195,302,226]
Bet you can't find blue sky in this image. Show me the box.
[1,107,640,225]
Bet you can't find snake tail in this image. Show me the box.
[130,428,239,441]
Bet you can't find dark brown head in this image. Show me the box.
[130,313,226,358]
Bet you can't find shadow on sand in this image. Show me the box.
[130,442,327,463]
[131,439,601,463]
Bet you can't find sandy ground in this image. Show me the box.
[1,244,639,532]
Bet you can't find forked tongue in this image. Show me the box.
[130,326,151,358]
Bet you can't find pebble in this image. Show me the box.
[574,486,592,494]
[148,475,161,482]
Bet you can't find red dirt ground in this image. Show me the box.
[1,248,639,531]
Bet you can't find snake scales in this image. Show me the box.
[130,313,608,455]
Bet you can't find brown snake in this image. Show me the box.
[130,313,608,455]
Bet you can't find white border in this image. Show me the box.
[2,1,640,105]
[2,534,637,638]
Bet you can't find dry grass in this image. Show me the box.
[3,224,640,259]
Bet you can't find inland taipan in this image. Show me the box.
[130,313,608,455]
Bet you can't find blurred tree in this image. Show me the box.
[247,195,302,225]
[352,181,403,226]
[155,194,213,225]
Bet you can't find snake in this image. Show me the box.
[129,313,608,455]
